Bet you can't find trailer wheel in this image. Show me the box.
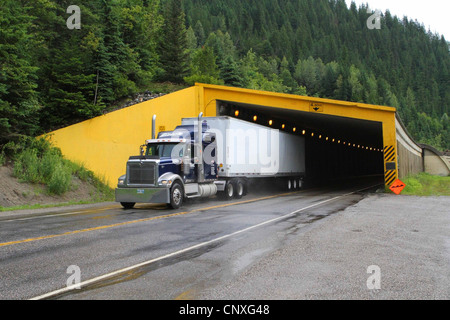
[121,202,135,209]
[169,182,184,209]
[287,179,292,191]
[234,180,244,199]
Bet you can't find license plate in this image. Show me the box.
[137,189,145,194]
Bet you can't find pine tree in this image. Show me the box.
[0,0,40,143]
[39,2,99,129]
[184,46,223,85]
[158,0,189,83]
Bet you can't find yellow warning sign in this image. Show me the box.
[310,103,323,113]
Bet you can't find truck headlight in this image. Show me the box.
[159,179,172,186]
[118,175,126,186]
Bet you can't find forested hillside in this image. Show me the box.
[183,0,450,149]
[1,0,449,155]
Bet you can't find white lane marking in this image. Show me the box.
[30,185,378,300]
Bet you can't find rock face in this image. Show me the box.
[120,91,166,109]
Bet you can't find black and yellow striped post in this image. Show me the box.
[384,145,397,187]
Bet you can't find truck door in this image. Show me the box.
[203,134,218,180]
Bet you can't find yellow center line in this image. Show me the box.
[0,191,299,248]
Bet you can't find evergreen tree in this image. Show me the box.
[158,0,189,83]
[184,46,223,85]
[39,2,98,129]
[0,0,40,142]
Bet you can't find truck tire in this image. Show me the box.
[287,179,293,191]
[121,202,135,209]
[220,180,234,200]
[233,179,244,199]
[169,182,184,209]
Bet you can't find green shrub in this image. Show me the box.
[40,149,61,182]
[48,163,72,195]
[10,136,112,198]
[14,148,41,183]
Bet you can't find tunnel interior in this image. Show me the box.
[217,100,385,187]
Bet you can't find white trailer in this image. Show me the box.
[182,116,305,198]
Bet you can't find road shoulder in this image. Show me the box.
[198,194,450,299]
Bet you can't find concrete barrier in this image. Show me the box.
[421,144,450,176]
[395,116,423,179]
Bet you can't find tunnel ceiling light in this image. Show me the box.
[282,124,286,129]
[332,138,335,142]
[302,130,306,135]
[253,115,257,121]
[269,120,273,126]
[338,140,341,143]
[293,127,297,132]
[326,137,329,141]
[311,132,314,137]
[234,110,239,117]
[319,135,322,139]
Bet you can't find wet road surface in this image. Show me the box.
[0,178,382,300]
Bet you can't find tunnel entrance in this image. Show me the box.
[217,100,385,187]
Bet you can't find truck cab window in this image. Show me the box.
[146,143,185,158]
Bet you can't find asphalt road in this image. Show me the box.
[1,176,447,301]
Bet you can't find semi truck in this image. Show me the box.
[115,113,305,209]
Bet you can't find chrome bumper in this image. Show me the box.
[115,187,170,204]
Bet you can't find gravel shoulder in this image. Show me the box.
[198,194,450,300]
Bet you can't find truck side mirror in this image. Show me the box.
[140,145,145,156]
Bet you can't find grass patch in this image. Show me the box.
[401,172,450,196]
[3,136,114,199]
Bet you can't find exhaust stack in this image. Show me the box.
[197,112,205,183]
[152,115,156,139]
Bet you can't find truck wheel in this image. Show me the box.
[169,182,184,209]
[121,202,135,209]
[287,179,292,191]
[234,180,244,199]
[221,180,234,200]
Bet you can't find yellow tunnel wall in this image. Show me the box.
[46,86,200,188]
[45,83,398,189]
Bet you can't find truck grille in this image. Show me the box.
[128,161,156,185]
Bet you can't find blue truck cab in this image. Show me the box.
[115,114,219,209]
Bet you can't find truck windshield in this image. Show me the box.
[146,143,184,158]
